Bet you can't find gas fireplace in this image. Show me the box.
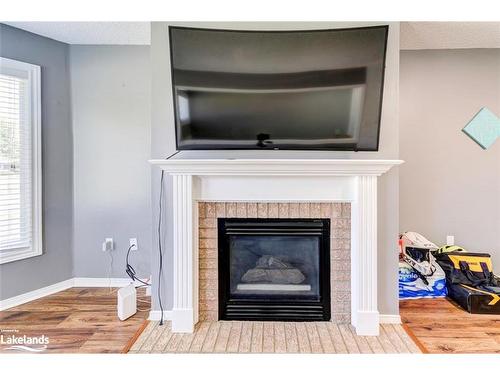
[150,158,402,334]
[218,218,331,321]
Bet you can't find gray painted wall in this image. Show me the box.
[400,49,500,267]
[0,24,73,299]
[70,45,152,279]
[151,22,401,316]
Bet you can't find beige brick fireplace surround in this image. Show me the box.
[150,158,402,336]
[198,202,351,323]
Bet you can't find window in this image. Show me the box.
[0,57,42,264]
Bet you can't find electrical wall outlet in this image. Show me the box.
[102,238,114,252]
[129,238,138,251]
[446,235,455,246]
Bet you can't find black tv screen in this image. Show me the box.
[169,26,388,151]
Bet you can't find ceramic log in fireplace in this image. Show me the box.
[218,218,331,321]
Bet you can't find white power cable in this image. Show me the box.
[107,249,114,294]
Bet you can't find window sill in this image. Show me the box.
[0,247,43,265]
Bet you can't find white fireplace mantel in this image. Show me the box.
[150,158,403,336]
[150,158,402,176]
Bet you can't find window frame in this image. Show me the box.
[0,57,42,264]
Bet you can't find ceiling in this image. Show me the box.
[3,22,500,48]
[401,22,500,50]
[3,22,150,45]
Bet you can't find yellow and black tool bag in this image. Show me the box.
[436,252,494,286]
[435,252,500,314]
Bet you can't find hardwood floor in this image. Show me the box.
[0,287,150,353]
[130,321,421,354]
[400,298,500,354]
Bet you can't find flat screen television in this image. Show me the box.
[169,25,388,151]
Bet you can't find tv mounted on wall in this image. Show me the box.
[169,25,389,151]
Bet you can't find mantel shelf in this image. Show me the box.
[149,158,403,176]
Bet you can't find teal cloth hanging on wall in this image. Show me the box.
[462,107,500,150]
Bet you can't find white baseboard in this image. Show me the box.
[0,279,73,311]
[0,277,134,311]
[148,310,173,321]
[379,314,402,324]
[72,277,131,288]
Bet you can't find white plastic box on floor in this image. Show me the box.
[118,284,137,320]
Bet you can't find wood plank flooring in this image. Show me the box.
[129,321,421,354]
[0,287,150,353]
[400,298,500,354]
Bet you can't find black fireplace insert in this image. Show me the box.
[218,218,331,321]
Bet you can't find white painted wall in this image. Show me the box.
[151,22,401,316]
[70,45,152,279]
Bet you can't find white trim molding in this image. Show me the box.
[151,158,402,335]
[148,310,174,321]
[171,174,198,332]
[351,175,379,335]
[379,314,402,324]
[72,277,131,288]
[0,277,133,311]
[0,279,73,311]
[0,57,42,265]
[149,158,402,176]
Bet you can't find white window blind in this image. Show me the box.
[0,57,42,264]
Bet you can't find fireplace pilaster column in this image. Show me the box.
[171,174,198,332]
[351,175,379,335]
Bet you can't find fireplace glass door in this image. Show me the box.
[218,218,331,321]
[230,235,320,298]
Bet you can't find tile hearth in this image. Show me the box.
[129,321,421,354]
